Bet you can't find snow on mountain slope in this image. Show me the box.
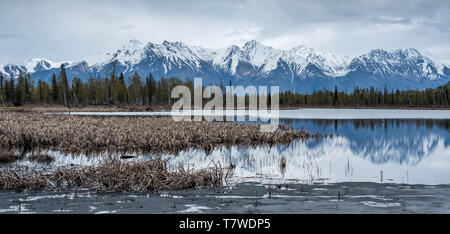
[348,48,440,80]
[190,45,217,62]
[210,40,348,77]
[282,45,351,77]
[238,40,283,73]
[22,58,73,72]
[82,39,217,76]
[212,45,241,74]
[89,39,146,68]
[83,51,113,68]
[0,58,71,78]
[0,64,5,75]
[21,58,56,73]
[146,41,206,70]
[1,64,26,77]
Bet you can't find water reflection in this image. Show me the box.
[162,119,450,185]
[283,119,450,165]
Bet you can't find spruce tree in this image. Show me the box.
[129,72,143,105]
[118,72,127,104]
[333,85,338,106]
[59,64,70,106]
[24,73,32,102]
[37,81,46,102]
[146,73,154,105]
[5,77,14,104]
[15,73,25,106]
[51,74,59,104]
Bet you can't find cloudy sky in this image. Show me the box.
[1,0,449,65]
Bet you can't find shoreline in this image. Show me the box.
[2,105,450,113]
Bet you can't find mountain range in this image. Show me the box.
[1,39,449,93]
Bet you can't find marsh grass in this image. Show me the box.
[0,150,20,164]
[0,112,317,156]
[0,111,315,192]
[0,157,232,192]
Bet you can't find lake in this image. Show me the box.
[2,108,450,213]
[61,109,450,185]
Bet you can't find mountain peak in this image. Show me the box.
[362,48,427,61]
[21,58,59,73]
[288,44,317,55]
[115,39,145,58]
[350,47,442,80]
[394,48,422,59]
[21,58,52,66]
[162,40,182,46]
[243,40,262,49]
[128,39,143,46]
[227,45,240,52]
[405,47,420,54]
[290,44,307,50]
[367,49,390,56]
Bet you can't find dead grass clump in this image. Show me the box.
[0,150,19,164]
[0,112,317,156]
[0,168,47,190]
[0,157,232,192]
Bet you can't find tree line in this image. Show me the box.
[280,84,450,108]
[0,64,449,108]
[0,64,193,107]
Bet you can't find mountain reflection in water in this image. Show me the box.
[162,119,450,185]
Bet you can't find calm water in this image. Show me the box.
[161,118,450,185]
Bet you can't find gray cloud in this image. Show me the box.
[0,0,449,65]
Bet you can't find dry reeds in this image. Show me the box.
[0,157,231,192]
[0,112,316,156]
[0,150,19,164]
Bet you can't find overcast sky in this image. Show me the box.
[1,0,449,65]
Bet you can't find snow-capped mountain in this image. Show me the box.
[282,44,351,77]
[335,48,448,91]
[1,40,449,92]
